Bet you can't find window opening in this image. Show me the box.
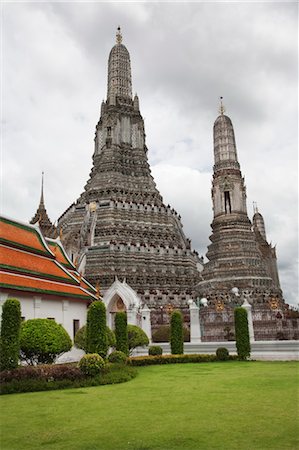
[73,319,80,340]
[224,191,232,213]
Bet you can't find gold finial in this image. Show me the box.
[96,281,101,299]
[116,26,122,44]
[219,96,225,115]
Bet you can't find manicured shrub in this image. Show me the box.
[148,345,163,356]
[170,311,184,354]
[74,325,115,351]
[108,350,128,364]
[86,301,108,358]
[152,325,190,343]
[234,307,251,360]
[129,353,240,366]
[0,364,137,395]
[0,364,83,383]
[128,325,149,355]
[0,298,22,371]
[115,312,129,356]
[20,319,72,365]
[216,347,230,361]
[79,354,106,376]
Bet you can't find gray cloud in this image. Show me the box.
[2,2,298,306]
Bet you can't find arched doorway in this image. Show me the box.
[108,294,126,329]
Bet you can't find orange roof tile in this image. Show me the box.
[0,217,52,257]
[0,245,77,285]
[0,271,95,301]
[46,239,76,270]
[70,270,97,294]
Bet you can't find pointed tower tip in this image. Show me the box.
[116,26,122,44]
[40,171,45,206]
[219,96,225,115]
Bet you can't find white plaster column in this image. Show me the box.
[127,305,138,326]
[242,299,255,342]
[33,296,42,318]
[141,304,152,342]
[62,300,70,336]
[188,300,201,343]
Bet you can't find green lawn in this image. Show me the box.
[1,361,298,450]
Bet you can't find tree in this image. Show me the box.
[234,307,251,360]
[74,325,115,351]
[86,301,108,358]
[115,312,129,356]
[170,310,184,354]
[20,319,72,365]
[0,298,21,371]
[128,325,149,355]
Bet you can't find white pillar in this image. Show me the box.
[127,306,138,326]
[62,300,71,337]
[189,300,201,343]
[141,304,152,342]
[242,299,255,342]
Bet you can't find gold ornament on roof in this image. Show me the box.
[269,298,279,310]
[216,300,225,312]
[96,281,101,299]
[165,303,174,315]
[116,26,122,44]
[89,201,97,212]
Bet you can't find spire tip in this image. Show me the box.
[116,26,122,44]
[219,96,225,115]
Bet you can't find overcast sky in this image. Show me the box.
[1,2,298,306]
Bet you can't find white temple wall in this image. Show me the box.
[0,291,88,341]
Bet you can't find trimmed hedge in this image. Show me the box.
[108,351,128,364]
[74,325,116,352]
[234,307,251,360]
[20,319,72,365]
[0,363,83,383]
[148,346,163,356]
[170,311,184,354]
[115,312,129,356]
[128,325,149,355]
[0,298,22,371]
[0,364,137,395]
[86,301,108,358]
[152,325,190,343]
[130,354,238,366]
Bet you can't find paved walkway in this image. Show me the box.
[57,340,298,363]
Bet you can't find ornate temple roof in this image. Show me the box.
[30,173,56,238]
[0,216,97,301]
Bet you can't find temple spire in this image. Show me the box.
[40,171,45,206]
[213,107,238,167]
[107,27,132,102]
[30,172,56,238]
